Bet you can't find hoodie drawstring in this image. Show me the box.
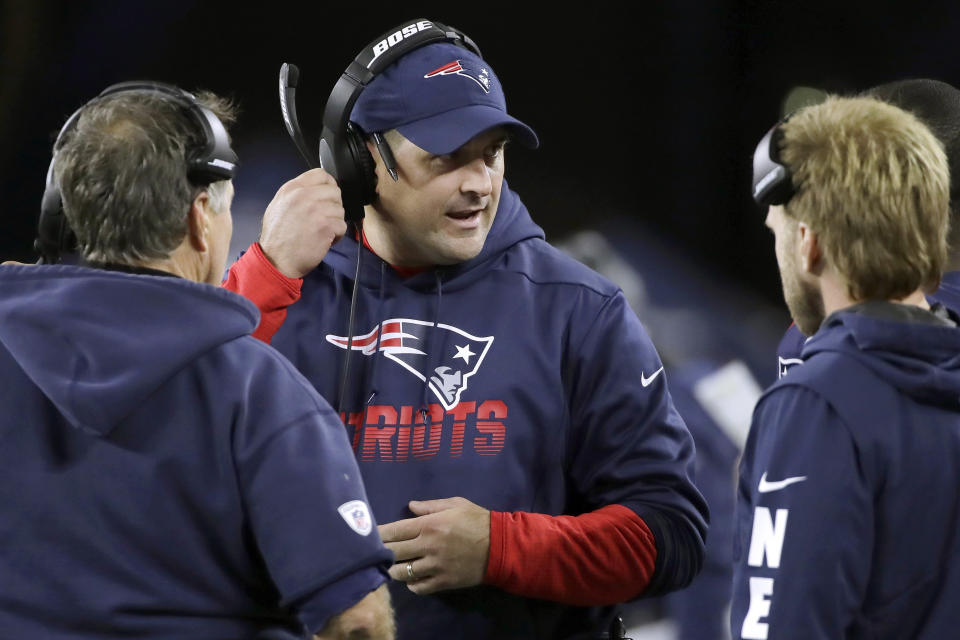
[336,224,366,416]
[335,245,445,430]
[365,261,388,406]
[418,270,444,425]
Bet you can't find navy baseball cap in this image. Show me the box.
[350,42,539,155]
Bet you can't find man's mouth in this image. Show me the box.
[446,209,482,220]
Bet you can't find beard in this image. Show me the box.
[781,262,825,336]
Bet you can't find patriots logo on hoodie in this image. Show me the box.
[423,60,491,93]
[326,318,494,410]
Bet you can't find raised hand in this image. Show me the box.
[259,168,346,278]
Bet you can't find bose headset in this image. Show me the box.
[278,18,483,414]
[279,17,481,223]
[36,81,239,264]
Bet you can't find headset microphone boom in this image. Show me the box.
[278,63,320,171]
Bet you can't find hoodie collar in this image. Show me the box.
[0,264,258,436]
[84,261,181,279]
[802,299,960,405]
[822,300,957,329]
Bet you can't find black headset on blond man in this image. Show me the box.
[279,18,481,224]
[35,81,239,264]
[752,115,797,208]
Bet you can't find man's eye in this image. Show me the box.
[485,142,507,160]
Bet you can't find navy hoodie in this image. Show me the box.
[270,184,709,639]
[732,302,960,638]
[0,264,392,638]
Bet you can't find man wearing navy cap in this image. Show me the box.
[225,26,707,640]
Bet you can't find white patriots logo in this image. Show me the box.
[423,60,492,93]
[326,318,494,410]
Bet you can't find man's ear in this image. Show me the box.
[187,192,212,253]
[365,139,385,176]
[797,221,822,275]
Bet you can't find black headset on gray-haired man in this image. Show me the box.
[35,81,238,265]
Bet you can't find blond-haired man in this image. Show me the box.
[732,96,960,638]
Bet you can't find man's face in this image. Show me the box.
[766,205,825,335]
[205,181,234,285]
[367,127,507,267]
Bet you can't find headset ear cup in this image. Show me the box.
[37,192,77,263]
[36,163,77,263]
[346,123,377,206]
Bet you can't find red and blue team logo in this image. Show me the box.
[424,59,492,93]
[326,318,494,410]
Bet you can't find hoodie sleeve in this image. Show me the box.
[563,290,709,597]
[484,504,657,605]
[730,385,870,639]
[221,243,302,344]
[231,345,393,633]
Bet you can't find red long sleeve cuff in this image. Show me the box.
[484,504,656,606]
[222,242,302,344]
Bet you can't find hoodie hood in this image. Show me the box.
[0,264,258,436]
[324,181,544,291]
[803,301,960,405]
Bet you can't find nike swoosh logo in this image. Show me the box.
[758,472,808,493]
[641,367,664,387]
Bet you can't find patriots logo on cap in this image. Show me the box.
[326,318,494,410]
[424,59,491,93]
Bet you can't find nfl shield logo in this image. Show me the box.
[338,500,373,536]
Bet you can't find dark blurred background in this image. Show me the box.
[5,4,959,636]
[4,0,960,353]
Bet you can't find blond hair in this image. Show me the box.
[780,95,950,300]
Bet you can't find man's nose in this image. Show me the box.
[459,157,493,197]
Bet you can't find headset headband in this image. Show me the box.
[101,81,238,182]
[752,117,796,207]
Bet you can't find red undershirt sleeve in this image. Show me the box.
[484,504,657,606]
[221,242,302,344]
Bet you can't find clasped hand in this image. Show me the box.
[378,497,491,596]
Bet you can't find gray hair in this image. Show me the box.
[53,89,238,264]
